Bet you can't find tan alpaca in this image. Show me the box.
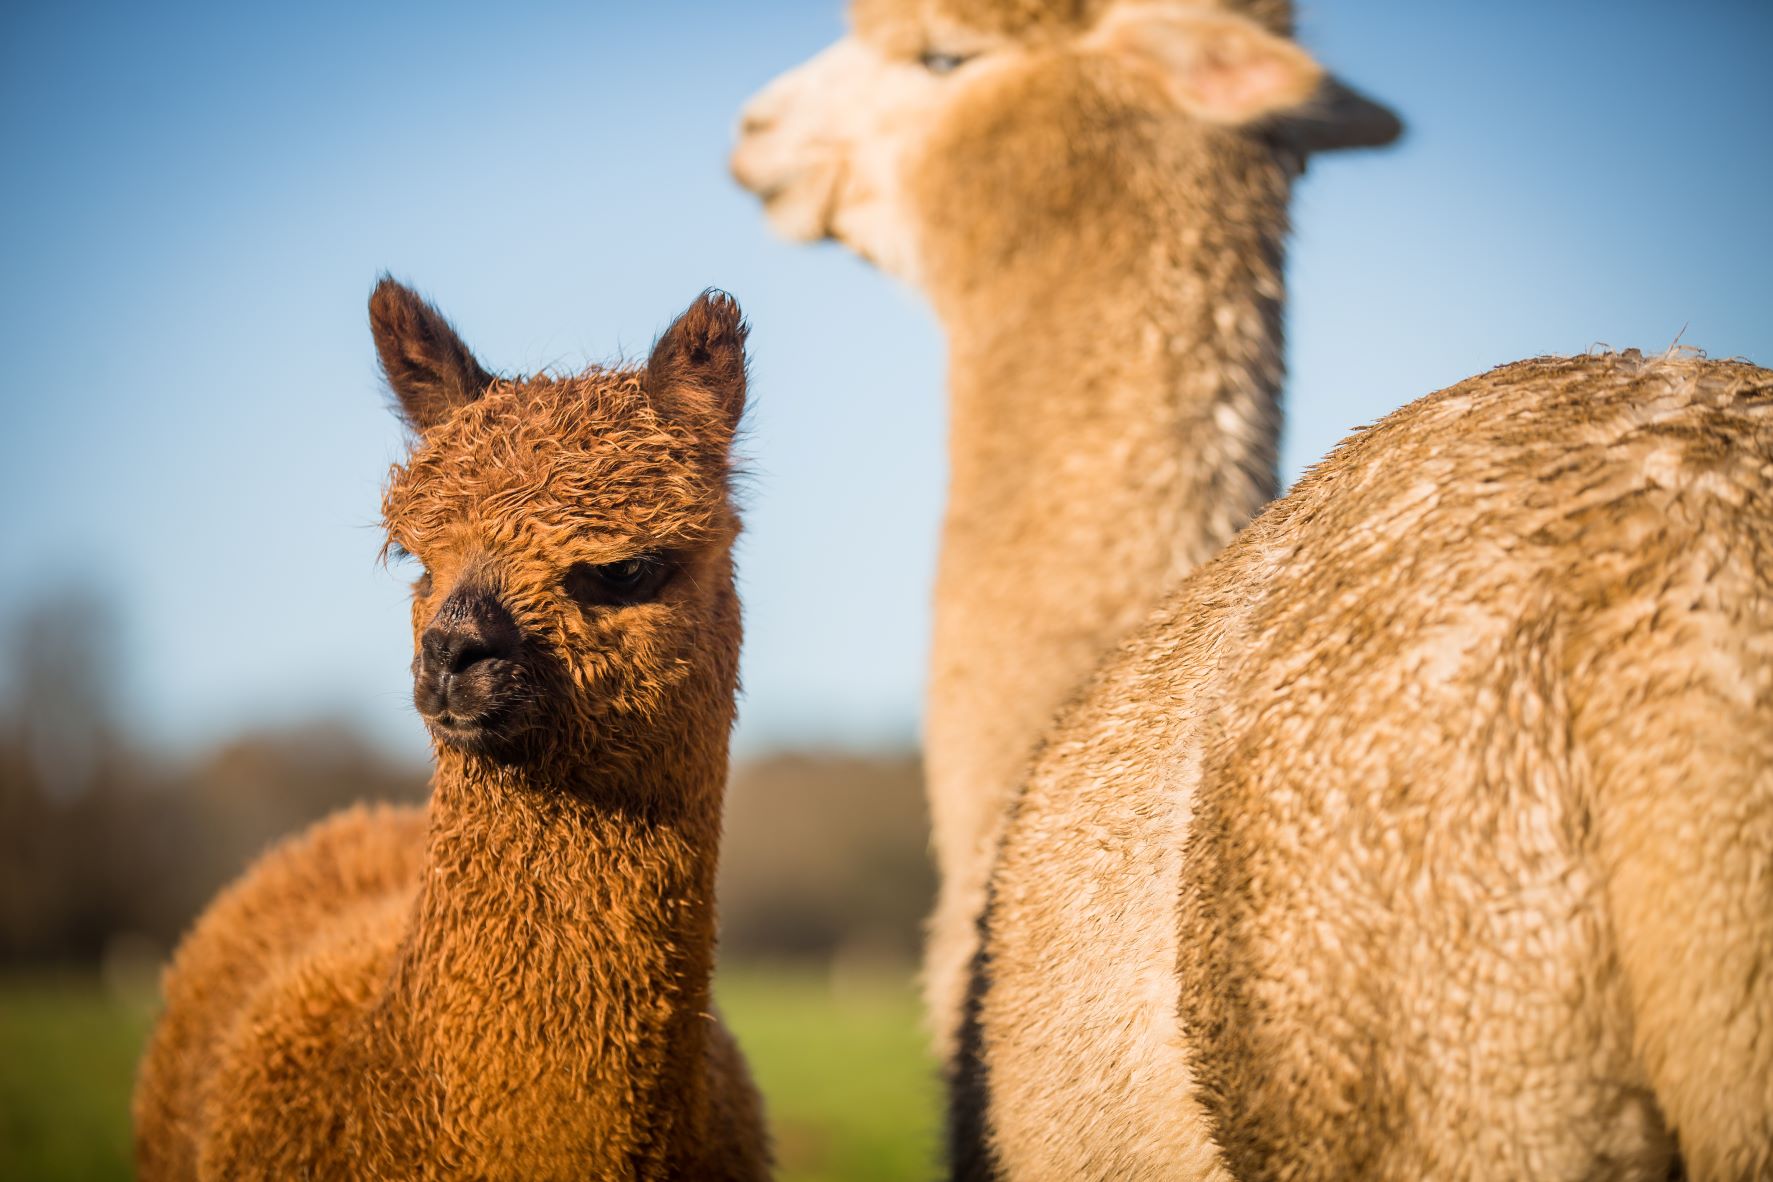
[960,352,1773,1181]
[132,281,771,1181]
[731,0,1399,1059]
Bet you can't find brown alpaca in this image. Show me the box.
[965,352,1773,1180]
[132,281,771,1180]
[731,0,1399,1062]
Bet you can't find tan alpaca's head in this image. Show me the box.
[370,279,748,771]
[731,0,1399,281]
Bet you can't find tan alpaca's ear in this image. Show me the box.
[369,277,496,433]
[643,290,749,441]
[1090,3,1400,149]
[1271,75,1403,154]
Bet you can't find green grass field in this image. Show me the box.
[0,965,939,1181]
[0,974,154,1180]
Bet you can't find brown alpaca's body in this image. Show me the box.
[133,285,770,1180]
[732,0,1398,1062]
[966,353,1773,1181]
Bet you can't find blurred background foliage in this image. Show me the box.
[0,585,939,1181]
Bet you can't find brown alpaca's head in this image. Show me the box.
[730,0,1399,283]
[371,279,748,773]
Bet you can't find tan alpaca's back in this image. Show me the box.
[972,353,1773,1180]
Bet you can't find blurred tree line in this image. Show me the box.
[0,588,934,972]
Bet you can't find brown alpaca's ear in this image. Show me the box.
[1088,4,1401,150]
[369,277,496,432]
[643,290,748,440]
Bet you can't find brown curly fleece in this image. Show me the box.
[132,280,771,1181]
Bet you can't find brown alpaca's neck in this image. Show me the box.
[923,145,1290,895]
[386,740,727,1172]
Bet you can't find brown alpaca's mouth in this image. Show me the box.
[410,583,538,761]
[422,688,538,761]
[414,652,535,761]
[427,711,518,757]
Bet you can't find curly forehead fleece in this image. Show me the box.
[382,370,733,560]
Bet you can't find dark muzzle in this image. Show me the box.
[413,586,525,753]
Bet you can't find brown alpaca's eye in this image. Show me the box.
[564,555,673,607]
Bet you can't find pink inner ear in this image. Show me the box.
[1188,53,1307,122]
[1093,8,1324,126]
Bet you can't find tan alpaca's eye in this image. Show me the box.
[564,555,673,607]
[919,49,973,74]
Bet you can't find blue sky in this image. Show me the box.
[1,0,1767,760]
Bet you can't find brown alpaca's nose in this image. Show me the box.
[420,601,517,675]
[414,588,523,748]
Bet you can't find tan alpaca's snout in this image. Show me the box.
[413,579,532,756]
[730,35,929,278]
[728,43,854,245]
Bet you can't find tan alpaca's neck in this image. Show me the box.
[385,744,726,1170]
[925,159,1288,883]
[941,244,1285,573]
[917,142,1290,1057]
